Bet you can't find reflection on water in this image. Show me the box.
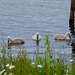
[8,43,25,49]
[71,41,75,54]
[36,40,39,46]
[71,41,75,71]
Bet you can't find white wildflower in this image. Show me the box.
[0,69,5,75]
[4,72,7,75]
[65,74,68,75]
[6,64,10,67]
[37,65,42,68]
[69,59,73,62]
[32,62,35,65]
[66,70,68,73]
[9,73,13,75]
[9,65,15,70]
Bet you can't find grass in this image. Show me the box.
[0,35,75,75]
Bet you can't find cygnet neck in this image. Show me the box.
[37,34,39,40]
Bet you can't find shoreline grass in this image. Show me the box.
[0,35,75,75]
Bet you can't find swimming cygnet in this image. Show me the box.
[55,32,71,40]
[7,36,25,45]
[32,32,41,41]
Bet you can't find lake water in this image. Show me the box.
[0,0,73,62]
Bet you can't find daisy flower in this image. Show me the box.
[9,65,15,70]
[32,62,35,65]
[6,64,10,67]
[69,59,73,62]
[37,65,42,68]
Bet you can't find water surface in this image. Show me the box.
[0,0,72,61]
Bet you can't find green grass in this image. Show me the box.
[0,35,75,75]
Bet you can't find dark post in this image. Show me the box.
[70,1,75,73]
[69,0,75,35]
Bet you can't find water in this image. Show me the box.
[0,0,73,61]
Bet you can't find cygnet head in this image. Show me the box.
[65,32,71,36]
[65,32,71,39]
[7,36,12,40]
[36,32,39,40]
[7,36,12,45]
[36,32,39,36]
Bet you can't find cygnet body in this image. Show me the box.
[32,32,41,41]
[55,32,71,40]
[7,36,25,45]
